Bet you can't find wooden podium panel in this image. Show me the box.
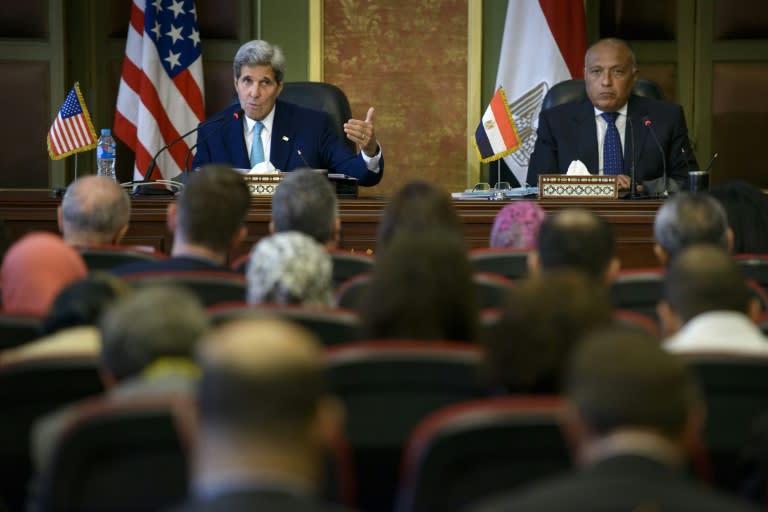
[0,192,663,269]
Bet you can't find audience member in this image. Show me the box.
[58,175,131,246]
[32,286,209,474]
[489,201,546,249]
[482,271,613,393]
[529,208,620,284]
[112,165,250,275]
[659,245,767,353]
[470,326,759,512]
[653,192,732,265]
[246,232,334,306]
[170,316,348,512]
[0,232,87,316]
[271,169,339,247]
[0,273,129,363]
[376,181,463,251]
[710,180,768,254]
[360,230,477,342]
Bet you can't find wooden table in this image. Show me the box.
[0,192,663,268]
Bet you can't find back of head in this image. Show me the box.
[484,271,613,393]
[271,169,338,244]
[176,165,250,253]
[197,316,327,443]
[377,181,462,250]
[489,201,547,249]
[61,175,131,245]
[1,232,88,316]
[654,192,729,261]
[537,208,615,281]
[567,326,697,439]
[246,231,333,306]
[361,229,478,341]
[710,180,768,253]
[99,286,209,381]
[42,273,130,335]
[663,244,750,323]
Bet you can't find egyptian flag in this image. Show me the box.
[474,87,521,163]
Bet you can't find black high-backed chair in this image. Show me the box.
[541,78,665,111]
[280,82,356,153]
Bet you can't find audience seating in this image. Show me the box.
[468,248,530,281]
[34,394,194,512]
[122,271,247,307]
[682,352,768,492]
[396,396,569,512]
[77,245,168,272]
[335,273,371,311]
[735,254,768,290]
[0,313,43,351]
[324,340,487,512]
[612,309,659,336]
[0,354,103,512]
[229,252,249,273]
[609,268,665,320]
[208,302,363,346]
[328,249,375,289]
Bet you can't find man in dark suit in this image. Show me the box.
[528,38,698,195]
[192,39,383,187]
[169,316,350,512]
[470,326,759,512]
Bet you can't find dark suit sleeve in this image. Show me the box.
[665,104,698,186]
[527,109,560,186]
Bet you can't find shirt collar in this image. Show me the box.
[594,103,629,119]
[245,104,276,135]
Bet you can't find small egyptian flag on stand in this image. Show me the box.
[47,82,97,160]
[474,87,521,163]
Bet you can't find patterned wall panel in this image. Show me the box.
[324,0,469,196]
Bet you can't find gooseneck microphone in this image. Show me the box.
[296,149,311,168]
[183,109,244,173]
[627,115,637,199]
[642,116,668,197]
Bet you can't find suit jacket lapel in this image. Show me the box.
[574,100,599,172]
[224,107,249,169]
[270,100,295,172]
[626,96,651,174]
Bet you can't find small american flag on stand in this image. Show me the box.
[47,82,97,160]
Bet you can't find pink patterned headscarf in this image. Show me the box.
[489,201,547,249]
[1,232,88,316]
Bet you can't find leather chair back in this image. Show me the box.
[542,78,665,111]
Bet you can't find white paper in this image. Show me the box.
[566,160,591,175]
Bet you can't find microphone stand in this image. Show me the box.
[627,116,637,199]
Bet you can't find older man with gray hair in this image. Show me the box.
[191,39,383,186]
[653,192,733,265]
[57,175,131,246]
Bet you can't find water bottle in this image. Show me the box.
[96,128,117,182]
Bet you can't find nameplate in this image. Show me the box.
[243,174,284,196]
[538,175,618,199]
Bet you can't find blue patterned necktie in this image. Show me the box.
[250,121,264,167]
[601,112,623,175]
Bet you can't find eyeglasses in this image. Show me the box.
[472,181,512,199]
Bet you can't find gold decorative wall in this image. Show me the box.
[323,0,469,196]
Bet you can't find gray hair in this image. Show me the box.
[233,40,286,83]
[271,169,338,244]
[61,175,130,243]
[653,192,730,260]
[99,286,210,380]
[247,231,333,306]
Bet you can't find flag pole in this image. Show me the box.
[497,160,501,189]
[73,152,79,181]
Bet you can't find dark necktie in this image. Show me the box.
[601,112,623,175]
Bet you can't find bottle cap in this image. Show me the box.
[101,128,111,136]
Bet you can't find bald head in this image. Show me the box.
[663,244,750,323]
[60,175,131,245]
[197,317,329,441]
[568,326,698,439]
[536,208,617,282]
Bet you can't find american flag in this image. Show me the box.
[114,0,205,180]
[47,83,97,160]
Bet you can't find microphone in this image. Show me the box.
[183,109,244,173]
[703,152,719,173]
[642,116,668,197]
[143,112,227,182]
[681,145,694,175]
[627,115,637,199]
[296,149,311,168]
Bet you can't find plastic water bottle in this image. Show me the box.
[96,128,117,182]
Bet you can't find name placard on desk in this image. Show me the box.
[241,172,358,198]
[538,175,618,200]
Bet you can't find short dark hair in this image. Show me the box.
[377,181,463,250]
[537,208,615,281]
[483,271,613,393]
[654,192,729,260]
[271,169,337,244]
[663,244,750,323]
[361,230,478,341]
[176,165,250,252]
[567,326,699,438]
[42,273,129,335]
